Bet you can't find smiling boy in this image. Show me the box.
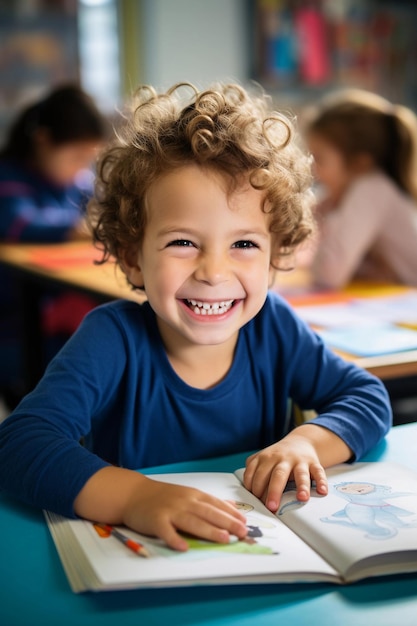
[0,83,391,550]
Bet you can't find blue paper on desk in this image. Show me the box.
[318,323,417,357]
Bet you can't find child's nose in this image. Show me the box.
[194,251,229,284]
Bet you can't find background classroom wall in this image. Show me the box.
[137,0,249,90]
[0,0,251,142]
[121,0,417,111]
[2,0,417,143]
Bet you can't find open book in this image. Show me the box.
[45,462,417,592]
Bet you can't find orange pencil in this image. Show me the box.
[94,523,150,558]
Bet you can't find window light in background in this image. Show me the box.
[78,0,121,113]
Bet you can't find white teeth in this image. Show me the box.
[187,299,234,315]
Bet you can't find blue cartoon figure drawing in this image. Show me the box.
[321,481,417,539]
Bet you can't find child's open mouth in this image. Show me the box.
[184,299,235,316]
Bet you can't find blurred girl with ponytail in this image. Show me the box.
[305,89,417,288]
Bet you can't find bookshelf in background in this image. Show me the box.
[251,0,417,111]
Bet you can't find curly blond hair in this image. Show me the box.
[88,82,314,282]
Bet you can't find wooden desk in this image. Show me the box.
[0,241,143,302]
[1,422,417,626]
[274,269,417,381]
[1,241,417,388]
[0,242,145,390]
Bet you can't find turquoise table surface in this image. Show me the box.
[1,422,417,626]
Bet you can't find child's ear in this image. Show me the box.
[353,152,375,174]
[120,248,144,289]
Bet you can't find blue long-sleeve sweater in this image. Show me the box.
[0,158,91,242]
[0,293,392,517]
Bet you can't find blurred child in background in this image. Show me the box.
[0,85,108,408]
[0,84,107,242]
[305,89,417,289]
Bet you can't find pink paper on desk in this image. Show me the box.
[28,245,103,269]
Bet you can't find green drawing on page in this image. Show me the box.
[180,503,280,555]
[182,533,275,555]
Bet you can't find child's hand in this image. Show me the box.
[243,428,331,513]
[122,477,248,551]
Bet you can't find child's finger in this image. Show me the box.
[244,457,278,499]
[262,464,292,512]
[242,454,258,492]
[160,509,247,551]
[161,528,190,551]
[190,500,248,537]
[310,463,328,495]
[181,517,237,546]
[214,498,248,523]
[292,463,313,501]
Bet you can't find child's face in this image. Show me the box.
[126,164,274,352]
[35,132,101,186]
[308,133,354,204]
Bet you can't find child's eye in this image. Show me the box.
[232,240,259,249]
[166,239,194,248]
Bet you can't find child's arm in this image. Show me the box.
[74,465,248,551]
[244,294,391,512]
[243,423,352,512]
[0,188,85,243]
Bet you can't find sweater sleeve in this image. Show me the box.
[0,306,128,517]
[0,161,85,242]
[311,174,388,288]
[277,300,392,459]
[0,193,82,242]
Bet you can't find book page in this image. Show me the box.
[46,472,339,592]
[351,292,417,327]
[292,292,417,329]
[238,462,417,582]
[317,324,417,356]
